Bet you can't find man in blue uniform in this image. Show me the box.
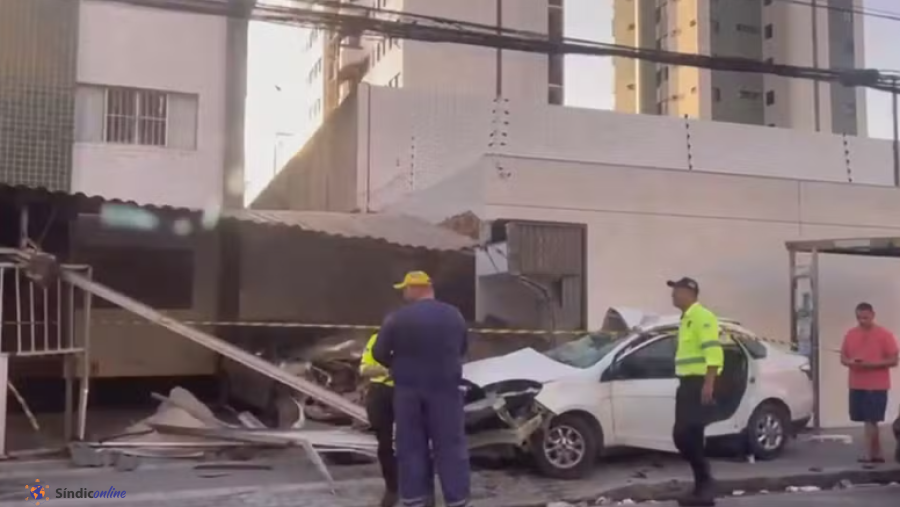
[373,271,470,507]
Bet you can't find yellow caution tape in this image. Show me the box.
[3,319,833,353]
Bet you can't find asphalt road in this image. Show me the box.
[668,485,899,507]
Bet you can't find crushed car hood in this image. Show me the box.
[463,348,580,387]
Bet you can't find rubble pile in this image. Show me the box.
[72,387,378,490]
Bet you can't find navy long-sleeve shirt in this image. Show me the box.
[372,299,468,389]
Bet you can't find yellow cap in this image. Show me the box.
[393,271,432,289]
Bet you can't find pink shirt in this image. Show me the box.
[842,325,899,391]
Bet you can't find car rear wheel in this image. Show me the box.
[531,413,600,480]
[747,402,790,460]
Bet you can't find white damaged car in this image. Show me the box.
[461,307,814,479]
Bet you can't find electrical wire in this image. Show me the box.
[769,0,900,23]
[96,0,900,93]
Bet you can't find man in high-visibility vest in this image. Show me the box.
[360,333,398,507]
[667,277,723,507]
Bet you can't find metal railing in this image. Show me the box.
[0,249,93,454]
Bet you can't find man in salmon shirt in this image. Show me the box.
[841,302,899,463]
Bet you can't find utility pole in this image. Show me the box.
[892,76,899,186]
[495,0,503,98]
[810,0,821,132]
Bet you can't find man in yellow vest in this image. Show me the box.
[360,333,398,507]
[667,277,724,507]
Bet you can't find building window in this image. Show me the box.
[736,24,759,34]
[74,85,198,150]
[713,87,721,102]
[548,85,564,105]
[387,73,401,88]
[548,6,563,40]
[75,244,195,309]
[765,90,775,105]
[549,54,564,87]
[764,24,773,39]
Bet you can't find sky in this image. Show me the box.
[244,0,900,201]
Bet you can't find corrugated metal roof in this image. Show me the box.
[0,183,474,252]
[223,210,477,252]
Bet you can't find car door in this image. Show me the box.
[606,333,679,451]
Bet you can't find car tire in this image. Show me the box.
[531,412,600,480]
[746,402,790,460]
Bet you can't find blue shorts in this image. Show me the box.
[848,389,888,423]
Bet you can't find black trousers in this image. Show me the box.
[673,376,713,489]
[366,382,398,493]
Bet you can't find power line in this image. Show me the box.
[770,0,900,23]
[95,0,899,93]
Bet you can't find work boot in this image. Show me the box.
[379,490,398,507]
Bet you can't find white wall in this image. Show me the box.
[72,0,227,209]
[359,87,896,215]
[478,155,900,428]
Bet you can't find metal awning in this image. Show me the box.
[224,210,476,252]
[785,236,900,257]
[0,183,476,253]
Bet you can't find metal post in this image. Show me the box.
[810,0,821,132]
[788,250,797,348]
[809,249,821,431]
[0,354,7,456]
[77,268,93,440]
[892,76,899,186]
[495,0,503,98]
[18,206,28,248]
[64,277,74,441]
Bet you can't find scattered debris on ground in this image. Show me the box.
[71,387,378,491]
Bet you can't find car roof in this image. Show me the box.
[635,314,747,333]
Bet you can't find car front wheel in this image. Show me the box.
[747,402,790,460]
[531,413,600,480]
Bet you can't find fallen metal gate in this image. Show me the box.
[60,270,369,425]
[0,257,93,455]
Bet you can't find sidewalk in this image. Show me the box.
[0,427,896,507]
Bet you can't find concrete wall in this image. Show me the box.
[258,84,896,213]
[478,154,900,428]
[72,0,228,209]
[359,88,894,216]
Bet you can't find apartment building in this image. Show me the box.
[0,0,246,209]
[613,0,867,135]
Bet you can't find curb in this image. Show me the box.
[537,466,900,506]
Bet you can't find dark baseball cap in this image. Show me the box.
[667,277,700,293]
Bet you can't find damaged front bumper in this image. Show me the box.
[462,379,550,451]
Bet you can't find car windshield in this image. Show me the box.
[543,331,628,369]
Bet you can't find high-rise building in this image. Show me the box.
[613,0,867,136]
[305,0,565,116]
